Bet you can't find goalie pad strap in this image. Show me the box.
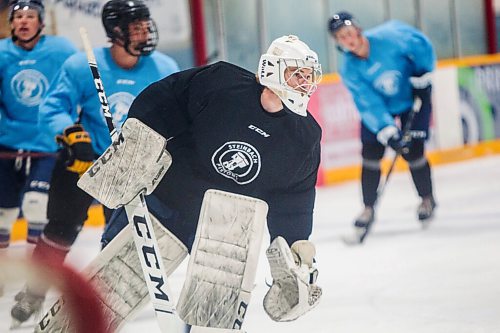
[77,118,172,209]
[36,214,188,333]
[177,189,268,330]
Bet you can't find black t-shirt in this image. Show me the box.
[128,61,321,247]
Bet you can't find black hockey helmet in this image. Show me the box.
[101,0,158,56]
[8,0,45,22]
[328,11,359,35]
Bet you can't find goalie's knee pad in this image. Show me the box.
[36,213,188,333]
[264,236,321,322]
[177,190,268,330]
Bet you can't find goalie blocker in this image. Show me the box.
[78,118,172,209]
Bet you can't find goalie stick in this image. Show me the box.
[76,27,178,332]
[343,97,422,245]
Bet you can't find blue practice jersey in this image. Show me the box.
[39,48,179,155]
[340,20,436,134]
[0,36,77,152]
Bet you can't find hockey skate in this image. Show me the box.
[11,288,45,328]
[417,196,436,228]
[342,206,375,245]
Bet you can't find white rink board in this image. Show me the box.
[44,0,191,50]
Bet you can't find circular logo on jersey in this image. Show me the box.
[105,92,135,130]
[10,69,49,106]
[374,70,402,96]
[212,141,261,185]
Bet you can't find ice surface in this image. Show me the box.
[1,156,499,333]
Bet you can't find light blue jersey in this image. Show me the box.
[0,36,77,152]
[340,20,436,134]
[39,48,179,155]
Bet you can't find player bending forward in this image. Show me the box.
[39,35,323,332]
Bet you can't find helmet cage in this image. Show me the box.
[258,53,322,116]
[281,58,322,97]
[118,18,158,56]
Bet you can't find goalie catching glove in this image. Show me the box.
[77,118,172,209]
[56,124,95,176]
[264,236,322,322]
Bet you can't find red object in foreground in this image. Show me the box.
[31,257,110,333]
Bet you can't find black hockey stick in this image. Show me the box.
[343,98,423,245]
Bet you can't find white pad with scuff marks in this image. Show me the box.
[177,189,268,330]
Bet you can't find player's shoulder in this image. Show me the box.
[212,61,253,76]
[148,51,178,66]
[0,37,14,56]
[0,37,11,49]
[194,61,254,84]
[286,110,321,148]
[171,61,251,84]
[42,35,77,52]
[367,20,418,39]
[61,50,89,72]
[339,52,361,79]
[303,112,322,138]
[0,39,9,66]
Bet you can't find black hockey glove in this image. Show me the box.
[387,130,410,155]
[56,124,95,176]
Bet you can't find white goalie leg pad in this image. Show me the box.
[263,237,322,322]
[177,189,268,330]
[77,118,172,209]
[35,214,188,333]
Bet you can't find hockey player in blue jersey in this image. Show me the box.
[0,0,77,248]
[328,12,437,242]
[10,0,179,326]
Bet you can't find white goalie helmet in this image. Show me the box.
[258,35,322,116]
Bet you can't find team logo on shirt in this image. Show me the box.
[104,92,135,130]
[374,70,402,96]
[10,69,49,106]
[212,141,261,185]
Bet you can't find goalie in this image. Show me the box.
[58,35,323,332]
